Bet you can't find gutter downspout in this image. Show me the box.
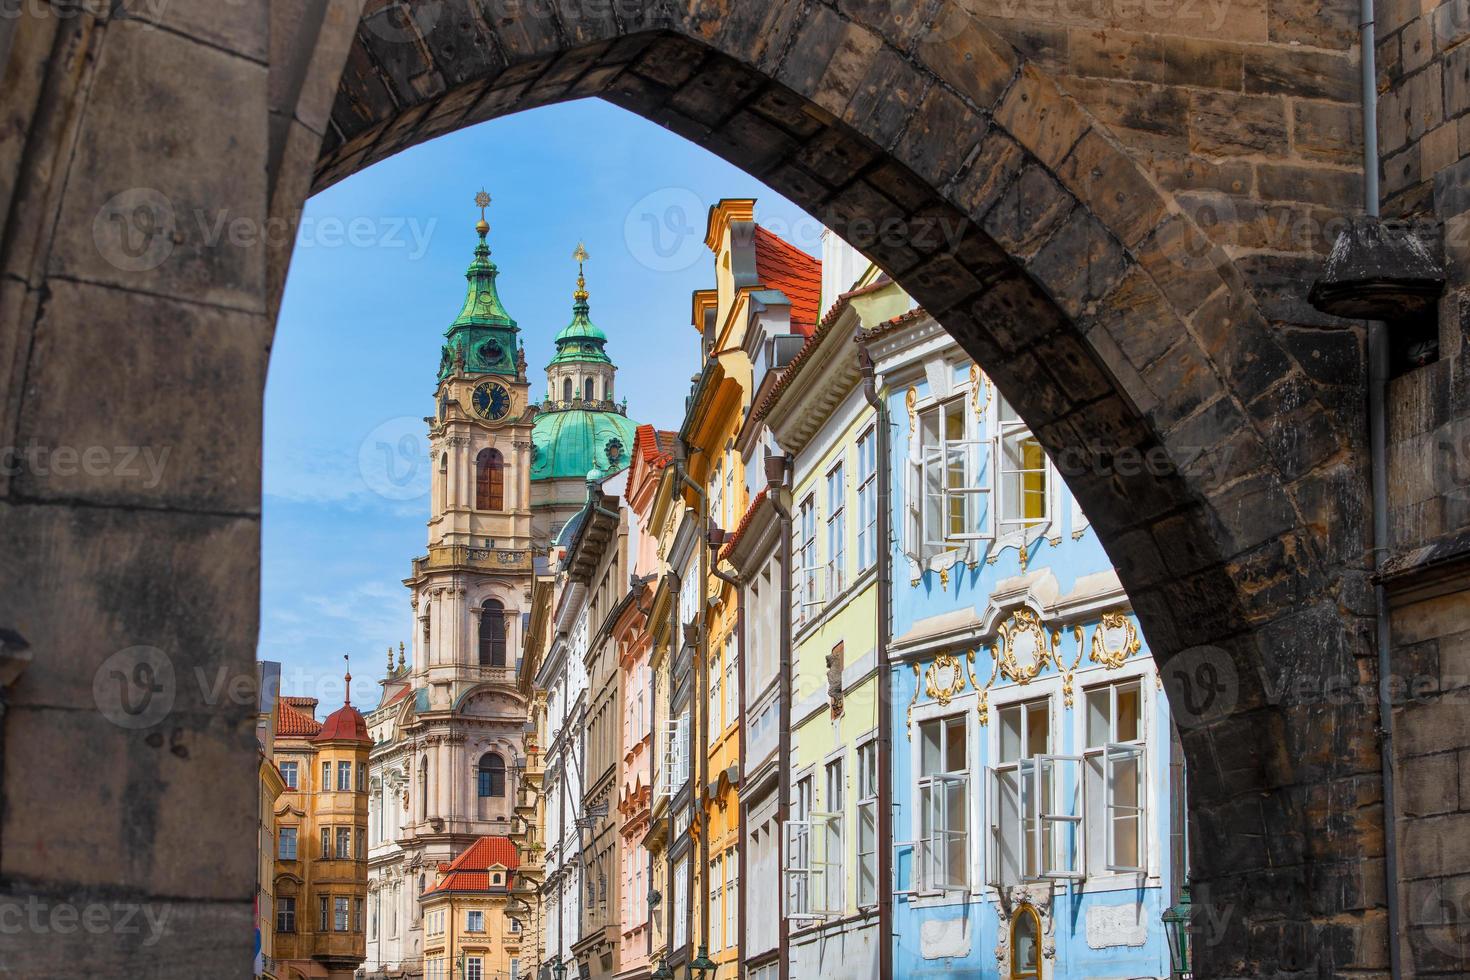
[1371,294,1404,980]
[1359,2,1403,975]
[766,453,794,980]
[858,348,893,980]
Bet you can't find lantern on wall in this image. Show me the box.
[1162,883,1193,979]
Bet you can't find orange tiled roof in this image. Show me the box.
[719,488,769,562]
[753,225,822,334]
[277,699,321,737]
[633,425,677,466]
[424,835,521,894]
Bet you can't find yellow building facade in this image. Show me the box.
[421,835,527,980]
[271,688,371,980]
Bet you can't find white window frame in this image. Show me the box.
[826,461,846,598]
[996,394,1050,539]
[466,908,484,933]
[1082,677,1148,876]
[915,714,970,895]
[723,635,738,727]
[989,697,1052,889]
[709,652,722,736]
[796,494,819,622]
[856,738,878,908]
[1018,754,1085,880]
[709,855,724,951]
[672,858,689,949]
[856,426,878,570]
[724,848,738,951]
[658,713,689,799]
[824,757,846,914]
[910,393,990,561]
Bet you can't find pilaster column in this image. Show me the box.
[437,736,451,819]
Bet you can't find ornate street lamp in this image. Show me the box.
[651,957,674,980]
[551,960,567,980]
[1162,883,1193,979]
[688,945,717,980]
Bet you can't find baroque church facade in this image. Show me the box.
[362,200,639,979]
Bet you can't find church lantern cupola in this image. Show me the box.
[531,244,640,495]
[439,190,520,381]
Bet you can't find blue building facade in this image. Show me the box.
[862,306,1184,979]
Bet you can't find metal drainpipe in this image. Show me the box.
[1371,311,1404,980]
[766,453,794,980]
[710,559,743,975]
[858,348,893,980]
[1358,0,1403,973]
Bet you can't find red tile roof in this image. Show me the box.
[381,686,413,709]
[425,835,521,894]
[633,425,677,466]
[719,488,769,562]
[753,225,822,334]
[313,703,369,743]
[277,699,321,737]
[752,286,923,425]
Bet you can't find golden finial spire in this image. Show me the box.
[573,242,589,303]
[474,189,491,237]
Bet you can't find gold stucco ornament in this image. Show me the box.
[1089,610,1141,669]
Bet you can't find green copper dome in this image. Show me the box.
[438,219,519,380]
[531,408,639,482]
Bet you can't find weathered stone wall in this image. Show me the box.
[0,4,269,977]
[1388,574,1470,976]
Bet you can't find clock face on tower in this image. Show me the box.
[472,381,512,421]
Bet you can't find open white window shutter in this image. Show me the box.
[1104,742,1146,873]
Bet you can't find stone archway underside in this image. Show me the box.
[0,1,1376,976]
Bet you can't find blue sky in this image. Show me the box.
[262,98,819,704]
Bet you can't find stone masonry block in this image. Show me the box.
[48,18,268,315]
[995,65,1091,170]
[1058,128,1169,248]
[13,279,268,513]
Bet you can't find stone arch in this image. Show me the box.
[295,14,1373,973]
[0,2,1377,975]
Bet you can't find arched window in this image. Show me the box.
[584,377,596,402]
[438,453,448,510]
[475,448,504,511]
[605,378,613,400]
[563,378,573,401]
[479,601,507,667]
[477,752,505,798]
[1011,904,1041,979]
